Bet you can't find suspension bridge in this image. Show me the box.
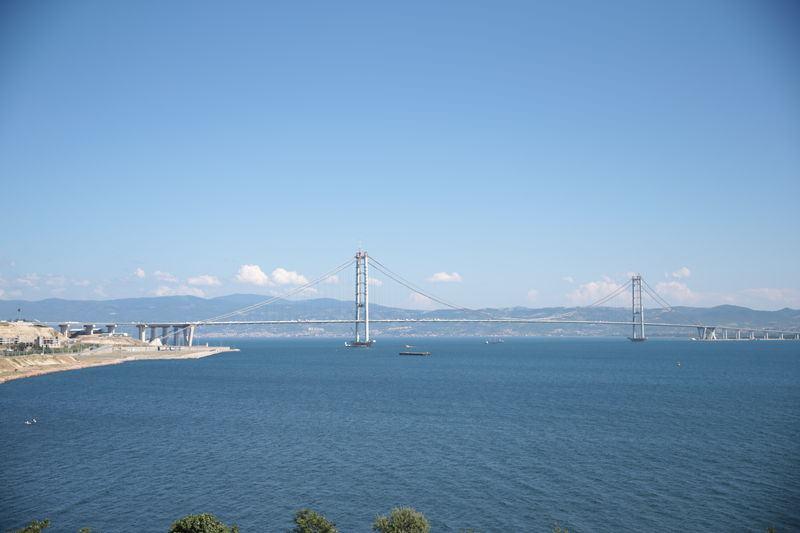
[51,250,799,346]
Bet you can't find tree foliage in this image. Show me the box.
[291,508,338,533]
[11,520,50,533]
[168,513,239,533]
[372,507,430,533]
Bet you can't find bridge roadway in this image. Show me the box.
[52,318,800,339]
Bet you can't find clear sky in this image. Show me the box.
[1,0,798,309]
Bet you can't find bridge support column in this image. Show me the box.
[183,325,195,347]
[750,331,755,340]
[83,324,95,335]
[106,324,117,335]
[736,330,741,340]
[136,324,147,342]
[348,250,373,347]
[161,326,169,344]
[149,326,158,342]
[59,323,70,336]
[697,327,716,340]
[172,326,181,346]
[630,275,645,341]
[723,329,728,340]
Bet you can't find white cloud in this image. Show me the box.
[154,270,178,283]
[44,275,66,287]
[152,285,205,297]
[566,277,626,306]
[671,267,691,279]
[16,274,40,288]
[739,288,800,308]
[187,274,221,286]
[271,267,308,286]
[323,274,339,284]
[408,292,436,309]
[93,285,108,298]
[369,277,383,287]
[298,287,319,296]
[527,289,539,302]
[654,281,698,304]
[235,264,271,286]
[73,279,91,287]
[562,276,574,284]
[427,272,463,283]
[134,268,146,279]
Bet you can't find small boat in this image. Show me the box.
[399,351,430,356]
[345,340,375,348]
[404,344,414,349]
[485,338,504,344]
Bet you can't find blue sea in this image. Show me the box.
[1,338,799,532]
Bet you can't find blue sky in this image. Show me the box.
[1,0,798,309]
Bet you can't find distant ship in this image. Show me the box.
[345,340,375,348]
[399,351,430,356]
[485,338,504,344]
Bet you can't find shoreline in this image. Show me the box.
[0,346,238,384]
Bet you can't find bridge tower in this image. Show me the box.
[347,250,373,347]
[630,274,646,341]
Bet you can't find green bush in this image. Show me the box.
[168,513,239,533]
[11,519,50,533]
[372,507,430,533]
[291,508,338,533]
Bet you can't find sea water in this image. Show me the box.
[1,338,798,532]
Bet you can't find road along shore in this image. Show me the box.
[0,345,238,384]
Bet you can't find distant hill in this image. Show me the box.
[1,295,798,338]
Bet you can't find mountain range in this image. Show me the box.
[2,295,798,338]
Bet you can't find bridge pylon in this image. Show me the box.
[629,274,646,342]
[346,250,374,347]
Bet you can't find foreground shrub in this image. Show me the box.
[292,508,338,533]
[372,507,430,533]
[168,513,239,533]
[11,520,50,533]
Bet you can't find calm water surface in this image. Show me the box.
[1,338,799,532]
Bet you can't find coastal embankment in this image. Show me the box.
[0,345,237,384]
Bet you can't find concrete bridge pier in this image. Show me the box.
[750,331,755,340]
[160,326,169,344]
[136,324,147,342]
[59,323,70,336]
[736,330,741,340]
[172,326,182,346]
[697,326,717,340]
[106,324,117,335]
[182,325,195,347]
[83,324,95,335]
[149,326,158,342]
